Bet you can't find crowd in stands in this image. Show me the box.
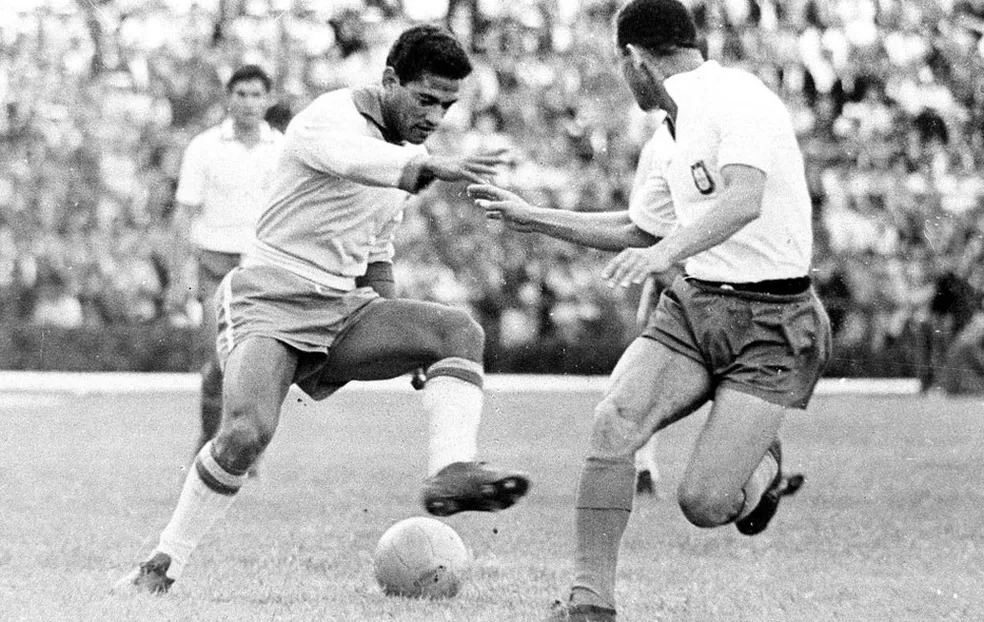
[4,0,984,384]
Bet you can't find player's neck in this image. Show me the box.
[232,120,262,146]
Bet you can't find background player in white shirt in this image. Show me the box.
[118,25,529,595]
[171,64,284,461]
[472,0,830,619]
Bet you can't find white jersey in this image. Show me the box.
[175,119,284,254]
[628,118,677,239]
[249,87,428,291]
[662,60,813,282]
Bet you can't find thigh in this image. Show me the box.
[610,336,714,430]
[321,299,474,384]
[590,336,714,459]
[222,336,298,426]
[681,387,785,498]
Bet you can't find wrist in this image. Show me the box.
[399,154,431,193]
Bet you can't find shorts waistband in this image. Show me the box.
[686,276,811,296]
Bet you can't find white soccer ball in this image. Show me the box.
[373,516,470,599]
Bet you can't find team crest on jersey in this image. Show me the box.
[690,161,715,195]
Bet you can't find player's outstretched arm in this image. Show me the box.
[602,164,765,288]
[468,183,658,252]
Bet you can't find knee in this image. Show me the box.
[586,396,650,461]
[434,308,484,355]
[213,403,276,470]
[676,480,742,528]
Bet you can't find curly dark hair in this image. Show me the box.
[385,25,472,84]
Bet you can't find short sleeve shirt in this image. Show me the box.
[176,119,284,254]
[662,61,813,282]
[628,118,677,239]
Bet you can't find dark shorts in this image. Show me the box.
[197,249,242,302]
[643,275,832,409]
[215,263,380,377]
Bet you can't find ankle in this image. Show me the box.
[570,587,615,611]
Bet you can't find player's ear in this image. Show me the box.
[382,67,400,89]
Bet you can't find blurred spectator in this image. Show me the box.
[3,0,984,382]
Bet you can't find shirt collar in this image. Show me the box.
[219,118,277,142]
[351,86,402,145]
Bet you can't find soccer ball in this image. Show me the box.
[373,516,470,599]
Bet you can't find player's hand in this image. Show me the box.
[602,245,674,288]
[467,183,538,232]
[425,149,510,184]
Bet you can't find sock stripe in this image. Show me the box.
[426,357,484,388]
[194,442,246,496]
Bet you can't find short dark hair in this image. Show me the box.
[227,65,272,92]
[615,0,700,56]
[385,25,472,84]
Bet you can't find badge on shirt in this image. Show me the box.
[690,161,715,195]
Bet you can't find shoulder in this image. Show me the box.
[300,89,359,121]
[185,124,225,153]
[196,122,229,141]
[716,66,783,109]
[287,90,361,136]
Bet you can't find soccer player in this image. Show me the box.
[470,0,831,619]
[171,65,284,462]
[117,25,529,594]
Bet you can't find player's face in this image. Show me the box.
[386,71,461,145]
[227,78,269,128]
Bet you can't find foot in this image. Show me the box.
[635,469,656,496]
[112,551,175,594]
[735,440,785,536]
[543,600,617,621]
[422,461,529,516]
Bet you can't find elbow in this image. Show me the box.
[738,209,760,227]
[735,198,763,227]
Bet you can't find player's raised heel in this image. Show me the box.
[543,600,617,621]
[112,551,175,595]
[421,461,530,517]
[735,440,784,536]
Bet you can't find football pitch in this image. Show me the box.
[2,376,982,621]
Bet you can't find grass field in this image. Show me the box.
[2,378,983,621]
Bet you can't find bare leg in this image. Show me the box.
[128,337,296,589]
[677,388,785,528]
[571,337,712,610]
[323,299,529,514]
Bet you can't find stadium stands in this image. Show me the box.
[2,0,983,383]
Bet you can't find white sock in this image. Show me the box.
[422,375,482,476]
[156,442,246,579]
[738,451,778,520]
